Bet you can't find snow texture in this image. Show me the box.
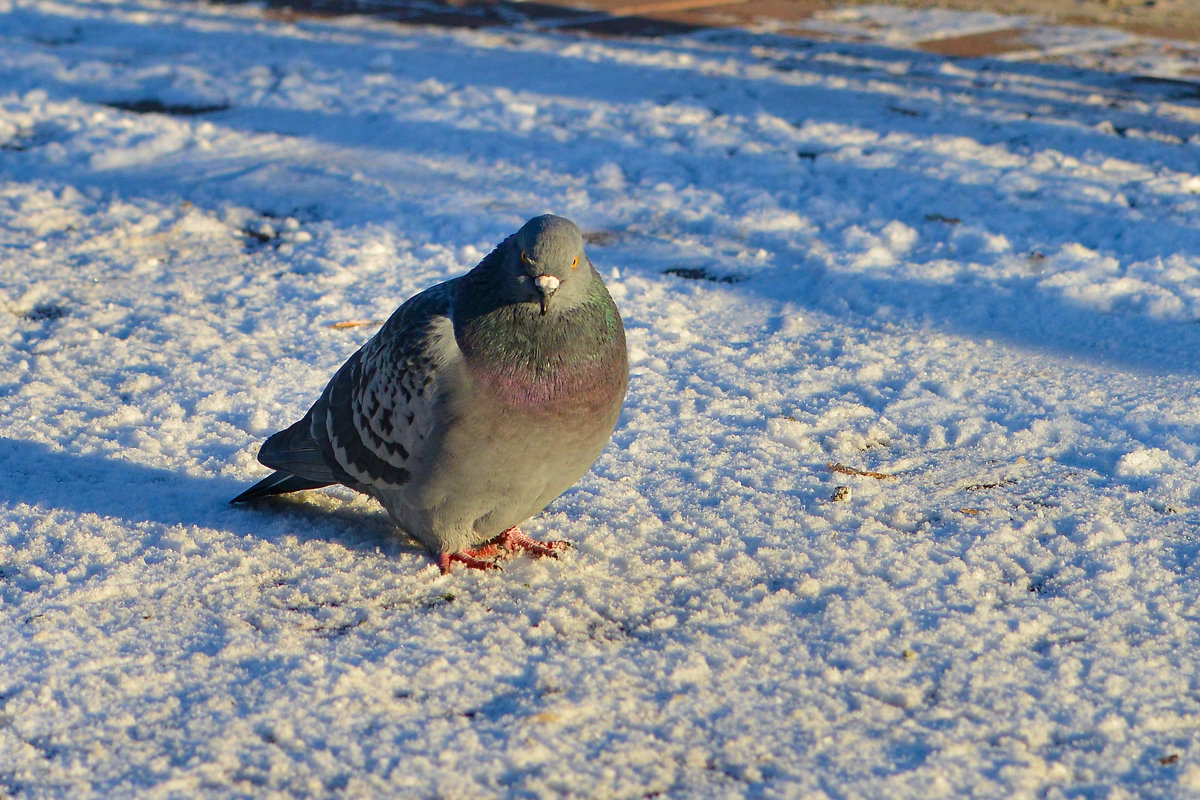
[2,0,1200,797]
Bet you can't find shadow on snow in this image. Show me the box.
[0,437,411,555]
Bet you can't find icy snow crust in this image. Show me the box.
[2,0,1200,796]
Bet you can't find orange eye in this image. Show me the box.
[571,256,578,269]
[521,250,530,264]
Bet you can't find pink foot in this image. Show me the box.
[437,529,571,573]
[495,527,571,560]
[437,550,501,575]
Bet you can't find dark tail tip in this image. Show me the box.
[231,471,332,504]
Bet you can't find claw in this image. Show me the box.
[496,527,571,560]
[437,551,502,574]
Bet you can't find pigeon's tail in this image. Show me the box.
[230,470,332,504]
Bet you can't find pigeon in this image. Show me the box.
[232,215,629,574]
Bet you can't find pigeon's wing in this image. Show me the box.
[257,279,459,494]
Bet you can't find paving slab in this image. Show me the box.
[218,0,1200,80]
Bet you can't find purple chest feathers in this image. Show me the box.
[458,309,628,419]
[468,351,626,417]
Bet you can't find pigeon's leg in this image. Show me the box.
[438,551,501,574]
[495,527,571,559]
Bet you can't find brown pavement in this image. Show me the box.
[246,0,1200,80]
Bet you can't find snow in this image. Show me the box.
[2,0,1200,796]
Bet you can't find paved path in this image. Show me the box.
[253,0,1200,81]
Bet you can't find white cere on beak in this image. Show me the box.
[533,275,560,293]
[533,274,560,316]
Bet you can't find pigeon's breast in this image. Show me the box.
[456,300,629,419]
[466,348,627,418]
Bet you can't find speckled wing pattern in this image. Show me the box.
[257,280,457,495]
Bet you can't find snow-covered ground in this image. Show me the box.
[2,0,1200,796]
[791,3,1200,79]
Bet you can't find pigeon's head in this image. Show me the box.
[510,215,592,316]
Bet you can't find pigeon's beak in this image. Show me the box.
[533,275,559,316]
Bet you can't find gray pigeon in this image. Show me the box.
[232,215,629,573]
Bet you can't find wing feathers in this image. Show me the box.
[235,280,456,503]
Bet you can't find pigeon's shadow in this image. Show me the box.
[0,437,413,556]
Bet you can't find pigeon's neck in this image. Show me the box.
[455,281,627,414]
